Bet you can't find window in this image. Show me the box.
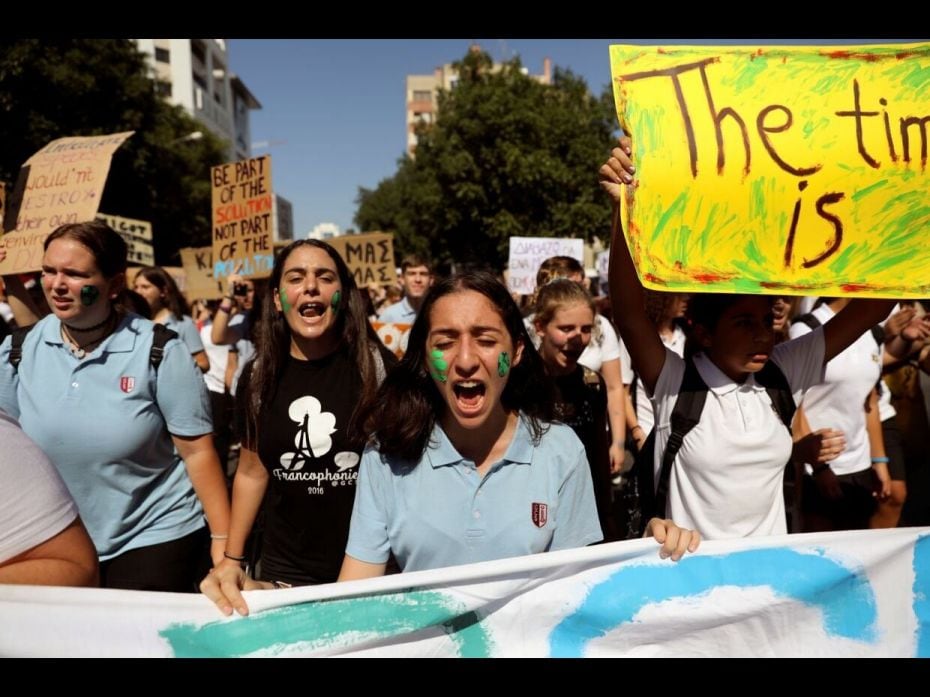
[193,73,208,91]
[155,81,172,98]
[155,47,170,63]
[412,89,431,102]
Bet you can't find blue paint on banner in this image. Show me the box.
[550,547,878,657]
[914,534,930,658]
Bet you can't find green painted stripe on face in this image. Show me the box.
[80,285,100,307]
[497,351,510,377]
[279,288,292,313]
[331,290,342,313]
[430,348,448,382]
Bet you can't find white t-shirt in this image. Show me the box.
[200,322,231,394]
[790,305,881,476]
[0,409,79,563]
[636,325,687,436]
[649,328,825,540]
[525,313,622,374]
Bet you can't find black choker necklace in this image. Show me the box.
[63,309,115,334]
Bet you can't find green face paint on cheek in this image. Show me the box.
[279,288,292,313]
[498,351,510,377]
[331,290,342,313]
[430,348,448,383]
[80,285,99,307]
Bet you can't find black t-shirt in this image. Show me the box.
[552,366,616,541]
[236,347,364,585]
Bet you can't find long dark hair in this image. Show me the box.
[364,270,556,462]
[242,239,389,448]
[136,265,190,319]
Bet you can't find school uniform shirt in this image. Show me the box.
[790,304,881,477]
[235,346,364,585]
[0,313,213,561]
[0,409,79,564]
[524,313,622,374]
[378,297,417,323]
[636,325,687,436]
[649,328,825,540]
[346,415,603,573]
[162,313,204,355]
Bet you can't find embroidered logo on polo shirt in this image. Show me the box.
[119,376,135,393]
[532,502,548,528]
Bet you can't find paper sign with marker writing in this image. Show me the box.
[211,155,274,281]
[0,131,134,274]
[328,232,397,287]
[609,43,930,298]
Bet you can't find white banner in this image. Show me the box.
[1,528,928,657]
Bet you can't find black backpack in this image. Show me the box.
[623,356,796,537]
[9,322,177,372]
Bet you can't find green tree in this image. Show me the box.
[355,48,617,270]
[0,39,228,265]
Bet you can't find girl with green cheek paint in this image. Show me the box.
[429,348,448,383]
[331,290,342,314]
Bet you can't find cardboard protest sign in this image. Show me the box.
[507,236,585,295]
[328,232,397,286]
[610,43,930,297]
[180,246,225,300]
[0,132,134,274]
[211,155,274,281]
[96,213,154,266]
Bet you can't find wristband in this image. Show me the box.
[210,533,228,540]
[871,456,890,464]
[223,551,247,563]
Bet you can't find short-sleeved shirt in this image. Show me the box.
[0,409,79,564]
[636,325,687,436]
[790,305,881,476]
[346,416,603,572]
[378,297,417,323]
[235,348,364,585]
[162,313,205,356]
[0,313,213,560]
[649,328,825,540]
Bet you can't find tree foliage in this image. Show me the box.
[355,48,617,270]
[0,39,228,265]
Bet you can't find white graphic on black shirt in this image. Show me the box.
[280,396,336,471]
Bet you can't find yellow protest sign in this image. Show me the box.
[0,131,134,274]
[609,43,930,298]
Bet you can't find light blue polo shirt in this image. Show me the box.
[378,297,416,323]
[0,313,213,561]
[346,415,603,573]
[162,313,205,355]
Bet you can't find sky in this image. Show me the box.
[226,38,921,239]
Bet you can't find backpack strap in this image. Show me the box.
[654,357,709,519]
[150,323,178,372]
[794,313,821,331]
[870,324,884,347]
[755,359,796,429]
[8,324,37,372]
